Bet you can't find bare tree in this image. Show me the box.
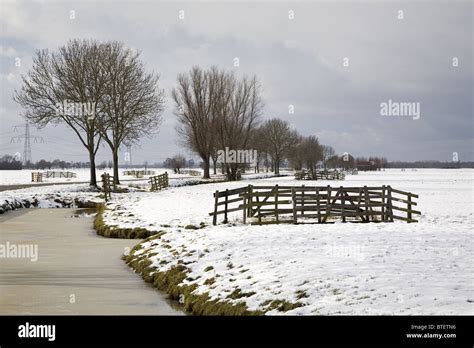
[214,70,263,180]
[96,42,165,184]
[14,39,106,187]
[301,135,323,173]
[249,127,269,173]
[259,118,299,175]
[172,66,219,179]
[173,66,263,180]
[169,154,186,174]
[321,145,335,169]
[287,135,304,171]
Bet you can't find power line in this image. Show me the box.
[10,122,44,165]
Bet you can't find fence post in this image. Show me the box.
[381,185,386,222]
[247,185,252,217]
[242,193,246,224]
[324,185,331,222]
[213,190,219,225]
[407,194,412,223]
[292,188,297,224]
[364,186,369,222]
[101,173,108,202]
[107,174,111,199]
[257,195,262,225]
[224,189,229,224]
[275,184,279,223]
[301,184,305,218]
[387,186,394,222]
[341,186,346,222]
[316,187,321,223]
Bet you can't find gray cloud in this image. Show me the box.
[1,0,472,163]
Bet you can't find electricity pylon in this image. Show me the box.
[10,122,44,165]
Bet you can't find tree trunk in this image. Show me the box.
[203,157,210,179]
[226,164,239,181]
[275,158,280,175]
[213,158,217,175]
[88,148,97,188]
[113,149,120,185]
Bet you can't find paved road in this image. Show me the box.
[0,209,182,315]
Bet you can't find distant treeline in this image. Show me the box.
[386,161,473,169]
[0,155,189,170]
[1,154,472,170]
[0,156,88,170]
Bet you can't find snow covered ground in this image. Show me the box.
[116,169,473,315]
[0,167,203,185]
[2,168,472,314]
[0,183,102,210]
[0,170,276,211]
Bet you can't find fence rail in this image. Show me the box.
[295,170,345,180]
[123,170,156,178]
[149,172,169,191]
[44,171,77,179]
[209,185,420,225]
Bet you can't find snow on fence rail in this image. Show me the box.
[149,172,169,191]
[209,185,420,225]
[295,170,345,180]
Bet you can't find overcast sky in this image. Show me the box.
[1,0,472,164]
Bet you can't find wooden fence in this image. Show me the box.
[149,172,169,191]
[44,171,77,178]
[123,170,156,178]
[101,173,115,202]
[295,170,345,180]
[209,185,420,225]
[31,172,43,182]
[180,169,201,176]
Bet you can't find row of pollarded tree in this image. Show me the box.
[251,120,336,175]
[325,155,388,171]
[172,66,262,181]
[172,67,338,180]
[14,39,344,185]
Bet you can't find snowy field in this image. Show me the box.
[0,171,276,210]
[1,168,472,314]
[0,167,203,186]
[115,169,473,315]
